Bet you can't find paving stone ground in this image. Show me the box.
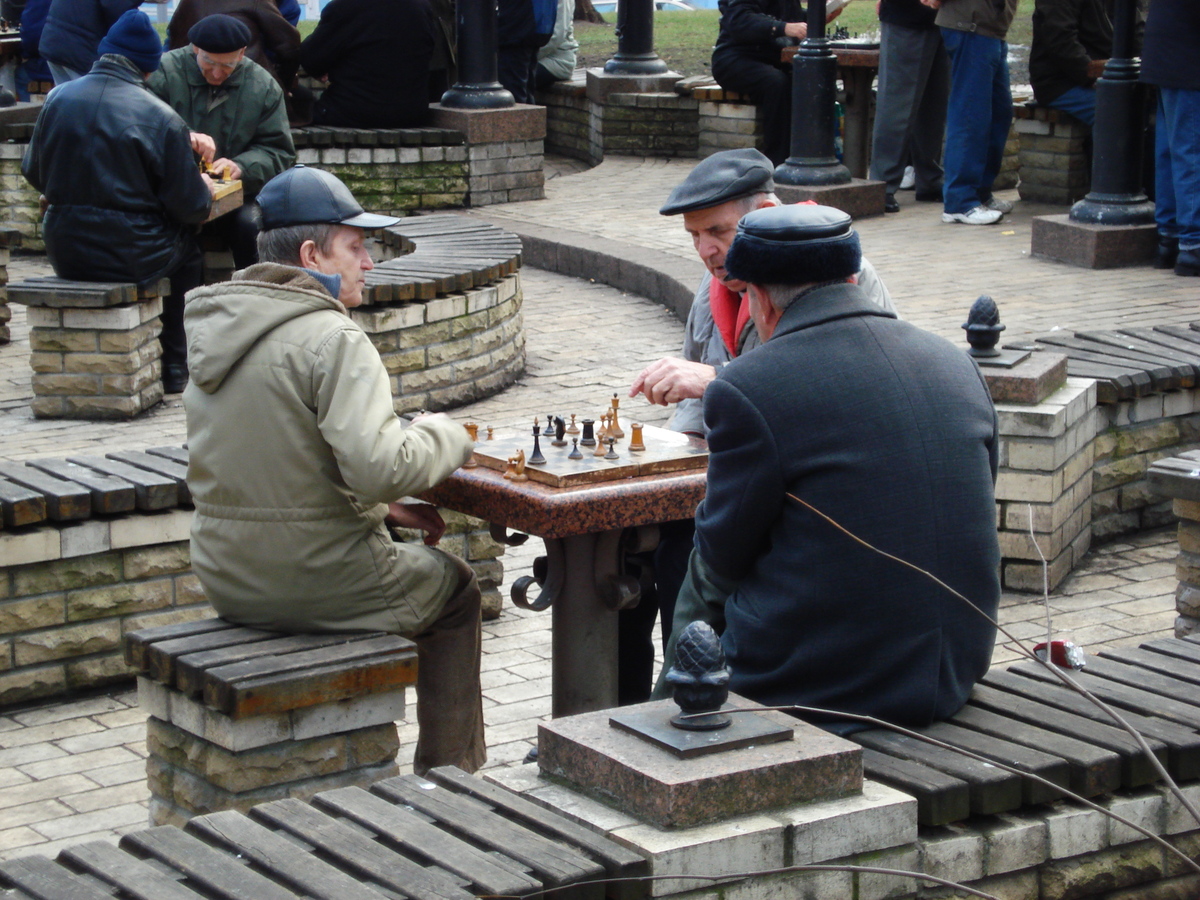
[0,155,1193,860]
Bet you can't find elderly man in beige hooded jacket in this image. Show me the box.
[182,165,483,776]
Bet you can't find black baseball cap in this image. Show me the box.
[256,166,402,231]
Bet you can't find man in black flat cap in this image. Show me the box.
[150,13,295,279]
[617,148,894,705]
[656,203,1001,732]
[183,165,485,777]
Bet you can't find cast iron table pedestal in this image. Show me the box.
[422,466,707,716]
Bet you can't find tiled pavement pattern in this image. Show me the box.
[0,154,1193,860]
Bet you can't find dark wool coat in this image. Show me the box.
[1140,0,1200,92]
[713,0,804,68]
[22,57,212,285]
[696,282,1000,730]
[298,0,436,128]
[1030,0,1112,105]
[38,0,141,74]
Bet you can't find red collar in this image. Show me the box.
[710,277,752,357]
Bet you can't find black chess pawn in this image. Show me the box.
[604,437,619,460]
[580,418,596,446]
[529,424,547,465]
[568,438,583,460]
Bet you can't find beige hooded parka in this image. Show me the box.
[182,263,474,633]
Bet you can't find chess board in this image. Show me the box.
[468,423,707,487]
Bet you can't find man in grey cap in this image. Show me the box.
[657,203,1000,732]
[617,148,894,704]
[182,165,485,776]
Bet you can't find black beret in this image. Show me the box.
[188,14,252,53]
[660,149,775,216]
[724,204,861,285]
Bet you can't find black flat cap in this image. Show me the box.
[257,166,402,231]
[660,149,775,216]
[725,204,861,285]
[188,14,253,53]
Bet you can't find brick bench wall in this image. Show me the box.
[1014,102,1091,204]
[0,454,509,707]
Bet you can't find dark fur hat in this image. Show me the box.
[724,204,860,285]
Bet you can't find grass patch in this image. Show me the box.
[577,0,1035,76]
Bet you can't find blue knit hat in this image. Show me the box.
[97,10,163,73]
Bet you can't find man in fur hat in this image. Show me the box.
[656,203,1001,732]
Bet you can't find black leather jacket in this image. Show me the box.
[713,0,804,68]
[22,56,212,285]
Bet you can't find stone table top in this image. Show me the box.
[421,465,707,540]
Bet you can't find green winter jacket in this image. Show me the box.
[183,263,474,634]
[149,48,295,197]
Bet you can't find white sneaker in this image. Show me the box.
[942,205,1003,225]
[983,196,1014,213]
[899,165,916,190]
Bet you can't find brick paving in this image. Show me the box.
[0,154,1195,860]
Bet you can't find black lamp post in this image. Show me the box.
[1069,0,1154,225]
[441,0,515,109]
[604,0,669,75]
[774,0,851,186]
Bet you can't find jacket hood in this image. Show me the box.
[184,262,346,393]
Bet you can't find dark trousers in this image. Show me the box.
[498,45,539,104]
[712,49,792,166]
[617,518,695,704]
[159,236,204,370]
[202,204,262,271]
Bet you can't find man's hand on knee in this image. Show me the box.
[387,502,446,546]
[630,358,718,406]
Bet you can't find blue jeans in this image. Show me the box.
[1047,85,1096,129]
[1155,87,1200,251]
[940,28,1012,215]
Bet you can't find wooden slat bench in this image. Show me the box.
[1021,324,1200,404]
[125,617,421,827]
[0,445,188,530]
[0,766,647,900]
[849,635,1200,825]
[7,277,170,419]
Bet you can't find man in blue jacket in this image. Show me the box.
[659,204,1000,732]
[38,0,145,83]
[23,9,216,393]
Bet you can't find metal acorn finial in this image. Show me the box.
[962,294,1005,358]
[665,621,731,731]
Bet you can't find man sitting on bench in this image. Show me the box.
[658,203,1000,733]
[182,165,485,775]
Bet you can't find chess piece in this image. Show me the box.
[609,393,625,439]
[463,421,479,468]
[598,410,612,441]
[629,423,646,452]
[604,437,619,460]
[551,416,567,447]
[593,432,608,457]
[487,426,494,440]
[568,438,583,460]
[566,414,580,435]
[509,449,528,481]
[580,418,596,446]
[529,424,547,465]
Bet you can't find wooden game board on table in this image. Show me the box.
[470,423,707,487]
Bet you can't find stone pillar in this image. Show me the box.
[987,357,1099,591]
[430,105,547,205]
[10,277,167,419]
[1015,105,1092,204]
[0,230,17,344]
[139,676,407,827]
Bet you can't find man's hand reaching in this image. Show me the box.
[630,357,718,406]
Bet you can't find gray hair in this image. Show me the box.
[256,223,339,265]
[754,283,805,312]
[729,191,780,217]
